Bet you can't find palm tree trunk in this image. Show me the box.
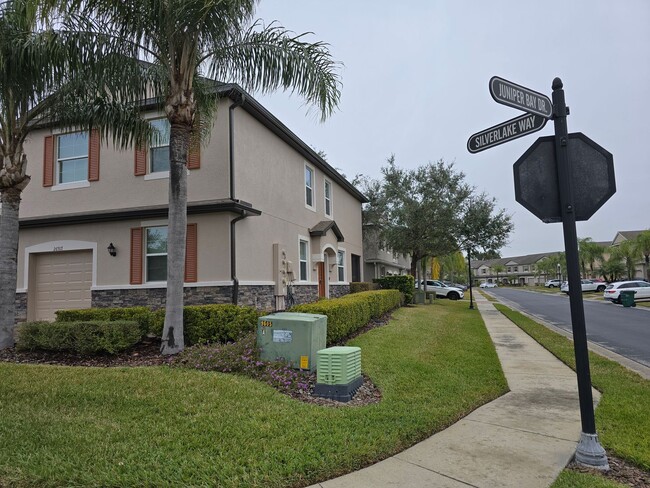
[160,122,189,355]
[0,188,21,349]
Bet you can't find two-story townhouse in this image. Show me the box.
[472,252,559,285]
[15,85,366,322]
[611,230,646,278]
[362,224,411,280]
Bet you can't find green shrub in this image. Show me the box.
[374,275,415,304]
[290,289,401,345]
[55,307,152,337]
[150,304,260,346]
[349,282,374,293]
[16,320,141,355]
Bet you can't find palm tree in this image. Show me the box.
[0,0,152,349]
[578,237,605,278]
[491,264,505,285]
[599,248,625,283]
[618,241,638,280]
[74,0,341,354]
[634,230,650,281]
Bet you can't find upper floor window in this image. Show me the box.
[324,179,332,217]
[299,239,309,281]
[57,132,88,184]
[305,164,315,209]
[337,250,345,282]
[150,118,171,173]
[146,226,168,282]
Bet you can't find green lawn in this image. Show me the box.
[493,304,650,486]
[0,301,507,488]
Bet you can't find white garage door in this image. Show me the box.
[33,250,93,321]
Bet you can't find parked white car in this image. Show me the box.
[479,282,497,288]
[417,280,464,300]
[603,280,650,304]
[560,279,607,294]
[544,279,562,288]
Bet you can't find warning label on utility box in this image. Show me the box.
[272,330,292,343]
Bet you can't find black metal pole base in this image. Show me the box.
[575,432,609,471]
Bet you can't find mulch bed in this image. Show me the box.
[0,313,394,407]
[567,454,650,487]
[0,336,174,368]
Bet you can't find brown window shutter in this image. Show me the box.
[134,146,147,176]
[185,223,198,282]
[187,145,200,169]
[88,129,100,181]
[43,135,54,187]
[130,227,143,285]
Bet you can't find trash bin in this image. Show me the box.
[620,290,636,308]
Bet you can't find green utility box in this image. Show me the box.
[620,290,636,308]
[317,346,362,385]
[313,346,363,402]
[257,312,327,371]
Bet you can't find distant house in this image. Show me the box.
[473,228,649,286]
[611,230,647,278]
[362,225,411,280]
[472,252,559,286]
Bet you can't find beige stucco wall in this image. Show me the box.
[232,107,363,284]
[20,101,232,220]
[17,97,364,292]
[17,213,231,290]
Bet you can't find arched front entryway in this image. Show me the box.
[318,245,337,298]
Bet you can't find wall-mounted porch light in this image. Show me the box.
[107,243,117,257]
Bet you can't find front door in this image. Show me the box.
[317,262,326,297]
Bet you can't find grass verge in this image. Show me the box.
[493,304,650,474]
[0,301,507,488]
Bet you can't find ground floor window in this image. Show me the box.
[337,250,345,282]
[299,239,309,281]
[146,226,168,282]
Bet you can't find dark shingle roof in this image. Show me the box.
[309,220,344,242]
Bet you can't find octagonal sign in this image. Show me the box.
[513,133,615,223]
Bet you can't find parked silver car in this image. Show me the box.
[560,279,607,294]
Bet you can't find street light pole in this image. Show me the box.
[467,248,474,310]
[557,263,561,282]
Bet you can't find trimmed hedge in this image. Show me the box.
[349,282,375,293]
[16,320,141,355]
[150,304,260,346]
[374,275,415,304]
[56,307,152,337]
[290,289,401,345]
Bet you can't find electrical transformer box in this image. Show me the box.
[257,312,327,372]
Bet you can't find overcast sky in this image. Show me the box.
[254,0,649,257]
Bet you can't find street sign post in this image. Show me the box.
[490,76,553,119]
[549,78,609,470]
[468,75,612,470]
[513,133,615,222]
[467,113,547,154]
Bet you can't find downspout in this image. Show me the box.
[229,94,246,304]
[231,212,248,305]
[229,94,244,200]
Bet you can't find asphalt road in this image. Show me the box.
[488,287,650,369]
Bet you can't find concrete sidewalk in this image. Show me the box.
[307,294,596,488]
